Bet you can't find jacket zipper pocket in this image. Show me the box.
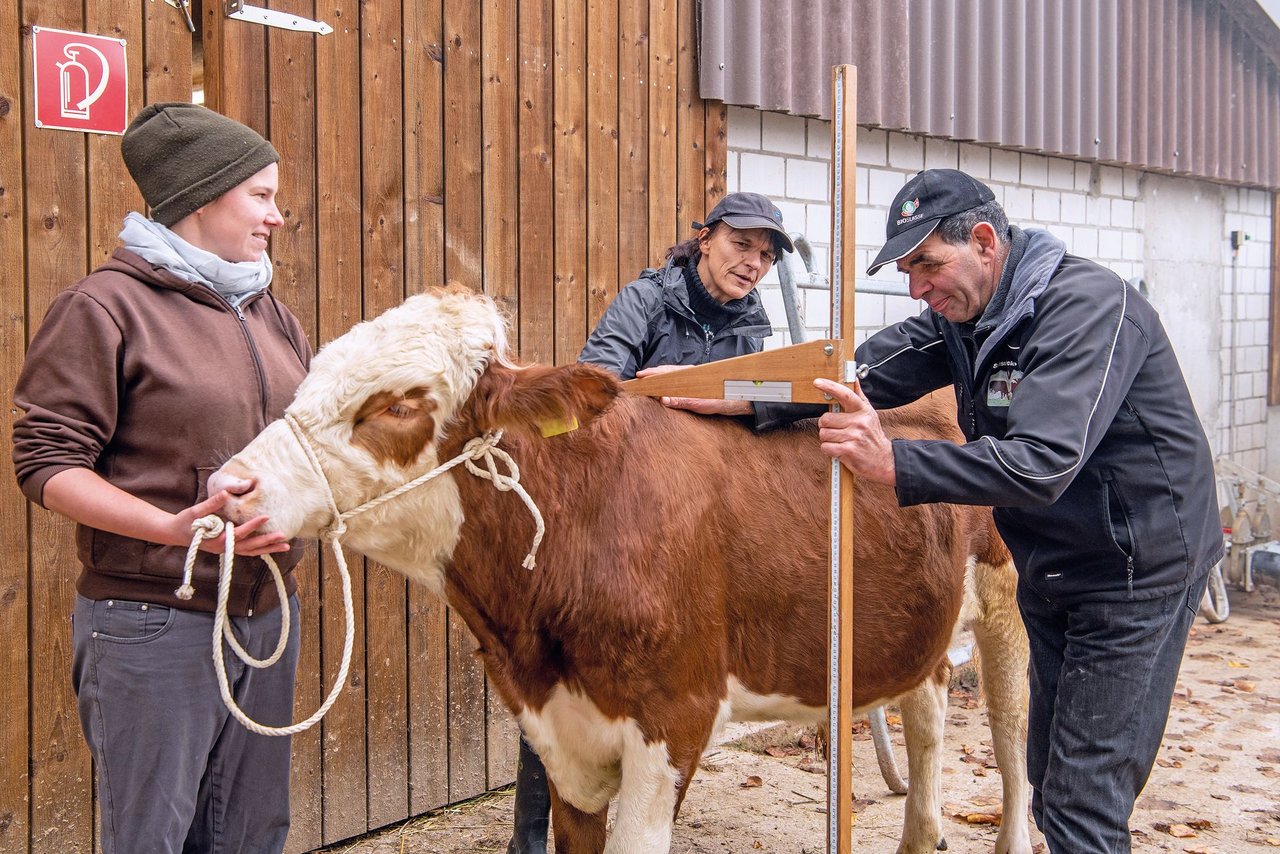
[1105,478,1137,595]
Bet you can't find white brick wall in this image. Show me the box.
[727,112,1152,346]
[728,108,1276,477]
[1222,186,1273,469]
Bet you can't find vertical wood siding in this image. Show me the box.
[0,0,725,850]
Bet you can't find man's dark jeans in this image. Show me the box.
[1017,572,1209,853]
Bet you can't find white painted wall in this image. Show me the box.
[1140,175,1225,454]
[726,106,1275,476]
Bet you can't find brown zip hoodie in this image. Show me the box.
[13,248,312,615]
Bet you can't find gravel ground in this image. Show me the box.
[317,584,1280,853]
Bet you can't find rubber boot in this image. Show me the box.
[507,735,551,854]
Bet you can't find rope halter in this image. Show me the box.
[175,410,545,735]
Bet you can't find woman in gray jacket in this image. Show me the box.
[507,192,794,854]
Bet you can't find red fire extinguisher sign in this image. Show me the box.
[33,26,128,135]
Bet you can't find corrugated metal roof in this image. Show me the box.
[699,0,1280,190]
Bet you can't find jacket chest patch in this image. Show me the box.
[985,360,1023,408]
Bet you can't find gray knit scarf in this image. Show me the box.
[119,211,273,307]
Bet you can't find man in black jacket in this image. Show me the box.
[817,169,1222,852]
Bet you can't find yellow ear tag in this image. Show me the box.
[539,415,580,438]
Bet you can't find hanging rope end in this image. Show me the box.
[174,583,195,600]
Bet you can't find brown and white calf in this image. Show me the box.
[210,287,1032,854]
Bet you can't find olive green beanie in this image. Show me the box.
[121,102,280,227]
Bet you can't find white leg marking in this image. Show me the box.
[895,678,948,854]
[969,559,1034,854]
[518,685,680,853]
[604,732,680,854]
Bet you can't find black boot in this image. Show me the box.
[507,735,551,854]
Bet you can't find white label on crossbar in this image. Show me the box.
[723,380,793,402]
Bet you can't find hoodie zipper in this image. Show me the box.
[218,292,274,610]
[222,294,273,427]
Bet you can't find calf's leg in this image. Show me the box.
[547,780,608,854]
[603,729,686,853]
[894,667,949,854]
[970,559,1033,854]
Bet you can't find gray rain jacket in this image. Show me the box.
[578,259,772,380]
[858,227,1222,604]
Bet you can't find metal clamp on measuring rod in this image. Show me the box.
[225,0,334,34]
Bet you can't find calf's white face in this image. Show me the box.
[210,289,509,577]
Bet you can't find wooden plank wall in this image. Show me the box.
[0,0,725,850]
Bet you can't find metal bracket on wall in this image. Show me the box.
[224,0,333,35]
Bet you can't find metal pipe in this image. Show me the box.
[776,236,810,345]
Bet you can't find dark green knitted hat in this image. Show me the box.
[121,102,280,227]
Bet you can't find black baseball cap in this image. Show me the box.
[867,169,997,276]
[693,192,795,253]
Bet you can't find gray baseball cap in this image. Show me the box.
[693,192,795,253]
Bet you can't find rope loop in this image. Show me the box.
[179,422,544,735]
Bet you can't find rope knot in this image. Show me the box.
[175,515,230,600]
[457,431,544,570]
[192,515,226,536]
[321,518,347,541]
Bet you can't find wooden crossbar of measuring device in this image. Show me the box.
[623,64,859,854]
[623,338,849,403]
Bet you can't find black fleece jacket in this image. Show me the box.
[857,227,1222,603]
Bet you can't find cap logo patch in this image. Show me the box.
[895,197,926,226]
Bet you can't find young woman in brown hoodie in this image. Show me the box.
[13,103,311,854]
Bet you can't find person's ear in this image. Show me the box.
[971,221,998,260]
[696,226,713,253]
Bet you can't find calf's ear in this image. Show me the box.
[465,361,620,437]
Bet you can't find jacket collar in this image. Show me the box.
[102,248,267,312]
[657,258,772,337]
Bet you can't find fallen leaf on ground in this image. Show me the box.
[1152,822,1198,838]
[1226,660,1250,668]
[1233,680,1256,692]
[741,775,763,788]
[961,812,1002,826]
